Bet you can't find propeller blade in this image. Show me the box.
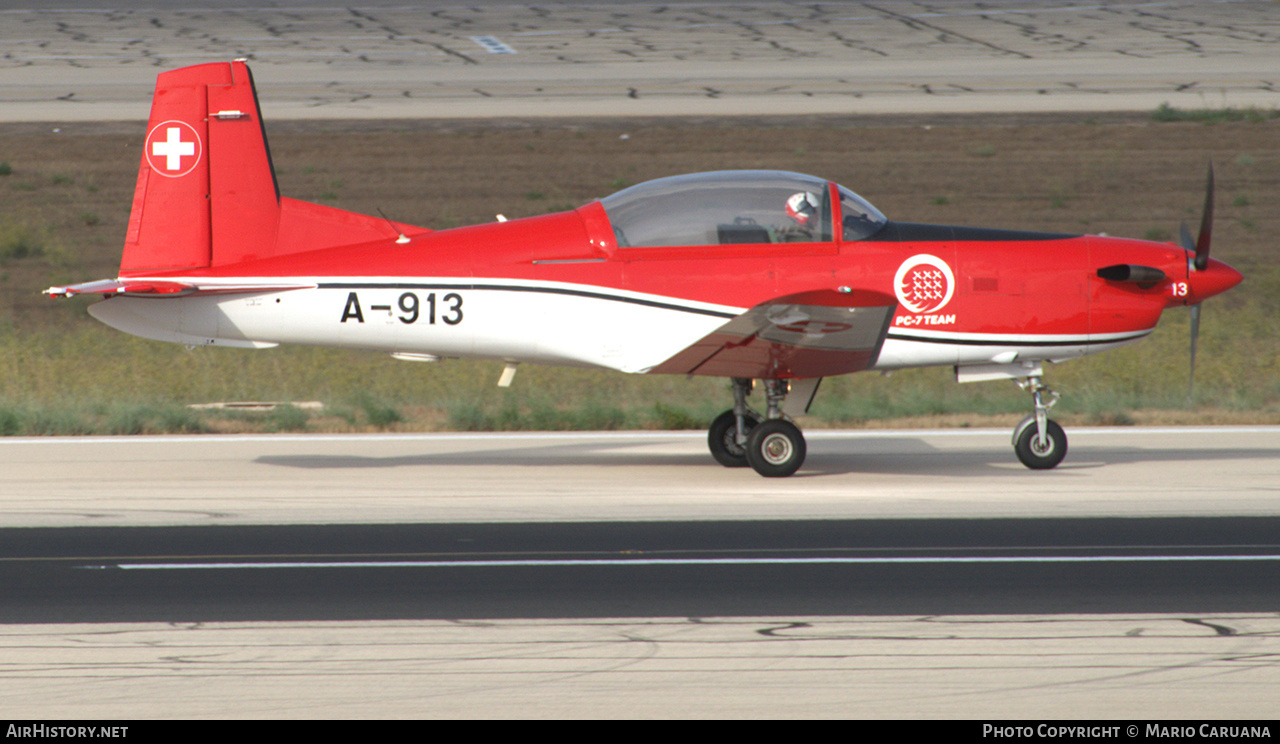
[1194,164,1214,271]
[1188,302,1201,403]
[1178,221,1195,253]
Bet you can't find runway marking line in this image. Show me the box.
[83,554,1280,570]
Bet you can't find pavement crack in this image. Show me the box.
[756,622,811,637]
[864,3,1033,59]
[1183,618,1237,637]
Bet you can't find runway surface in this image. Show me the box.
[2,1,1279,120]
[3,428,1278,527]
[1,429,1277,716]
[7,516,1280,623]
[3,513,1280,717]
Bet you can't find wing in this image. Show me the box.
[649,288,897,378]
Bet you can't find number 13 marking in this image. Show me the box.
[1172,282,1188,297]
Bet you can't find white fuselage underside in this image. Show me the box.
[88,277,1147,375]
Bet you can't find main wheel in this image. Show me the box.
[707,410,761,468]
[1014,419,1067,470]
[745,419,807,477]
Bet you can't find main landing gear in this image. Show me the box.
[1011,374,1067,469]
[708,378,807,477]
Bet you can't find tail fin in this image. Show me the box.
[122,60,281,275]
[121,61,427,277]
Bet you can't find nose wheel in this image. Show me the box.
[1012,375,1067,469]
[1013,418,1067,469]
[707,378,807,477]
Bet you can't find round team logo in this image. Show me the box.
[144,120,202,178]
[894,254,955,314]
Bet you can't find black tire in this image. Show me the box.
[1014,419,1068,470]
[745,419,807,477]
[708,410,760,468]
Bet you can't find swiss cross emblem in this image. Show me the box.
[775,319,854,335]
[144,120,202,178]
[894,254,955,314]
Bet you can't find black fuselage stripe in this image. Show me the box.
[317,283,1147,347]
[872,222,1081,242]
[316,282,739,319]
[886,331,1151,347]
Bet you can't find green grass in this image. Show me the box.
[1,291,1276,436]
[1151,103,1280,124]
[0,219,45,261]
[0,400,208,436]
[353,392,403,429]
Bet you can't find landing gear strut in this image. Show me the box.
[1011,375,1067,469]
[708,378,806,477]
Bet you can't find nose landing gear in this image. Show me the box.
[1012,375,1067,469]
[707,378,807,477]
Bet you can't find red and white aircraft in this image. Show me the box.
[48,61,1242,476]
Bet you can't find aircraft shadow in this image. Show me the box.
[798,441,1280,477]
[256,439,712,470]
[255,437,1280,478]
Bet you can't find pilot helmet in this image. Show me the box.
[785,191,819,225]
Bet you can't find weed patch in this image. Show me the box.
[354,393,403,429]
[1151,103,1280,124]
[0,219,44,261]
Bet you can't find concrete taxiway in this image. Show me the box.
[2,0,1279,121]
[2,428,1278,527]
[4,615,1278,718]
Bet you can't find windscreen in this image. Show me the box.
[838,185,888,241]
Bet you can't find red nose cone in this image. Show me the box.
[1191,257,1243,303]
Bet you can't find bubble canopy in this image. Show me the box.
[599,170,887,248]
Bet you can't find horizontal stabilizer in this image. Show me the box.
[45,279,315,298]
[650,288,897,378]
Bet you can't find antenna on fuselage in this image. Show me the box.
[376,208,411,245]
